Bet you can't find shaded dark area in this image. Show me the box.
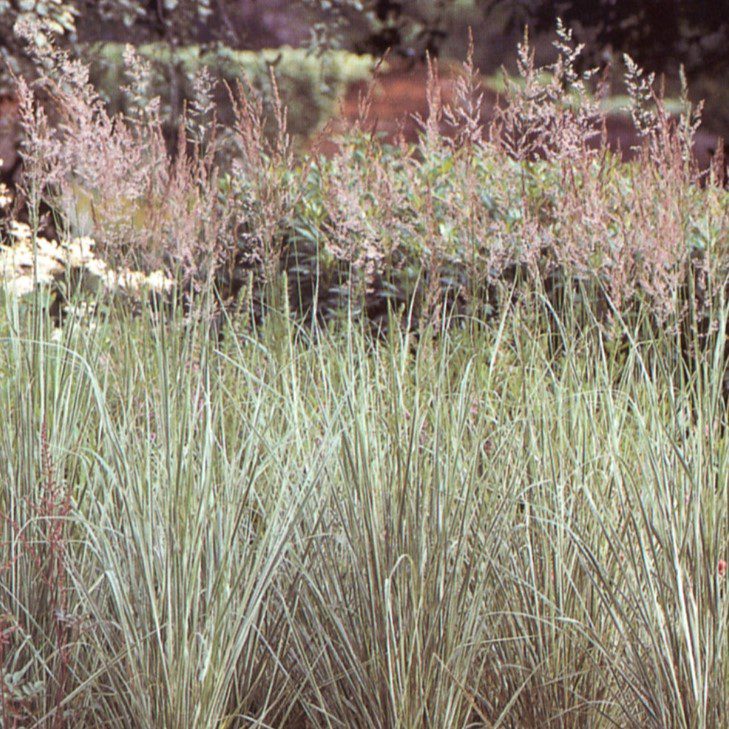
[530,1,729,73]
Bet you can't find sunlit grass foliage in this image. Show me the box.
[0,288,726,727]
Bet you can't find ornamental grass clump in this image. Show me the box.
[13,19,236,292]
[295,23,727,336]
[0,20,726,727]
[6,17,727,334]
[0,287,725,727]
[0,295,321,726]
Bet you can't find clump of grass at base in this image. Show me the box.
[0,287,726,727]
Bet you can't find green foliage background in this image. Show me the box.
[88,42,374,140]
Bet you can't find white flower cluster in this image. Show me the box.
[0,222,175,299]
[0,181,11,211]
